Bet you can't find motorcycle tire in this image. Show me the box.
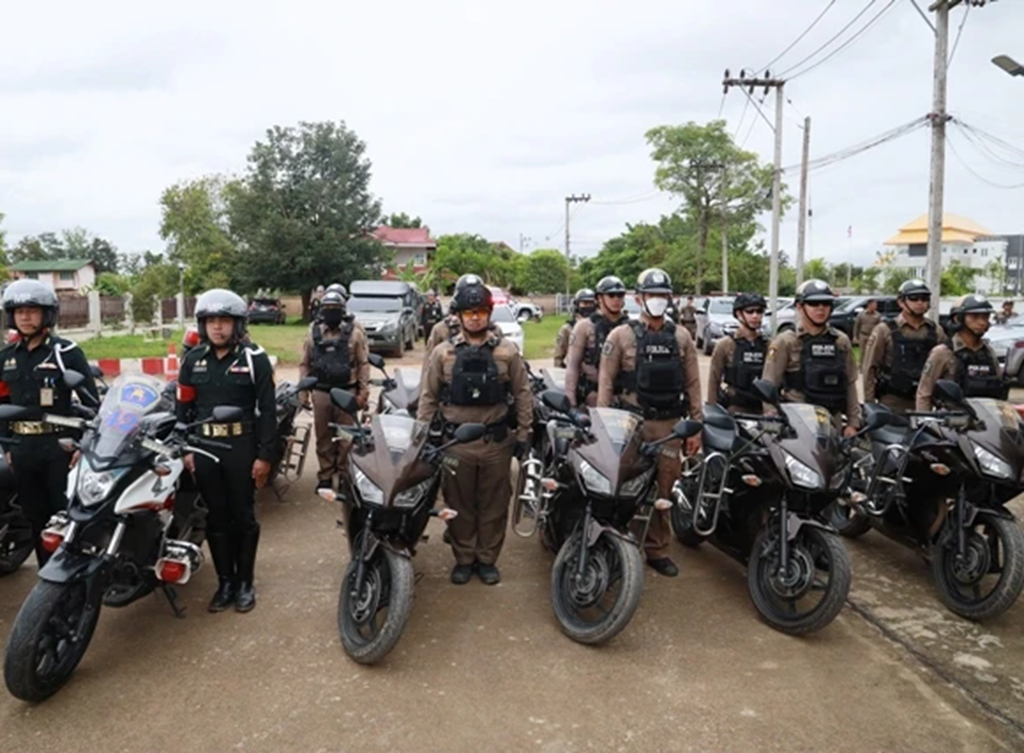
[931,513,1024,621]
[337,546,414,665]
[748,525,851,636]
[0,515,34,576]
[4,579,102,702]
[824,500,872,539]
[669,494,706,549]
[551,529,643,645]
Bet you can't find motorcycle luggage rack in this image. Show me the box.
[690,451,730,537]
[864,443,911,517]
[282,423,312,482]
[512,454,548,538]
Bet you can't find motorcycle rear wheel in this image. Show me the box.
[824,500,872,539]
[0,512,34,576]
[669,482,706,548]
[338,547,414,665]
[551,529,643,645]
[4,580,102,702]
[932,513,1024,621]
[748,525,851,636]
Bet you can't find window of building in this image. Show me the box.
[25,273,38,280]
[59,271,75,281]
[413,253,427,266]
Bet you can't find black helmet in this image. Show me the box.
[733,292,766,314]
[795,279,835,304]
[321,291,345,309]
[195,288,248,343]
[950,294,994,322]
[452,280,493,312]
[897,279,931,300]
[455,273,484,291]
[3,279,59,330]
[595,276,627,295]
[636,268,673,295]
[573,288,596,305]
[325,283,347,299]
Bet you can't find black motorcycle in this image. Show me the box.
[268,375,317,488]
[318,388,484,664]
[2,371,239,702]
[671,379,869,635]
[0,454,33,576]
[829,379,1024,621]
[528,390,700,645]
[369,353,420,417]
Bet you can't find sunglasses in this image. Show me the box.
[461,308,490,318]
[905,295,930,303]
[742,308,764,315]
[803,301,832,309]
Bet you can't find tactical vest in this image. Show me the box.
[723,335,767,409]
[311,323,353,388]
[880,320,937,398]
[954,345,1007,400]
[621,321,686,419]
[446,341,507,406]
[785,330,847,412]
[580,312,630,398]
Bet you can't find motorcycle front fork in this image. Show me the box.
[575,504,593,580]
[351,511,374,599]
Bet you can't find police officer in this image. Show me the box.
[708,293,768,414]
[852,298,882,353]
[421,289,444,344]
[762,279,860,435]
[564,276,630,407]
[916,294,1006,410]
[554,288,596,368]
[424,274,486,356]
[299,290,370,492]
[417,278,532,585]
[176,289,276,613]
[862,279,946,416]
[0,280,98,567]
[680,295,698,339]
[310,285,326,322]
[995,299,1015,326]
[598,268,702,577]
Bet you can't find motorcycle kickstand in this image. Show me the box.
[161,583,186,619]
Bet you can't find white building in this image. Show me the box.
[883,213,1006,294]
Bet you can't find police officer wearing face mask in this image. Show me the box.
[0,280,98,567]
[708,293,768,414]
[417,278,533,586]
[176,289,276,613]
[555,288,596,368]
[299,290,370,493]
[598,268,702,577]
[862,279,946,416]
[763,279,860,435]
[564,276,630,407]
[916,294,1006,410]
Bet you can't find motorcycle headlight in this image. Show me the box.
[620,466,656,498]
[783,452,822,490]
[353,467,384,505]
[77,460,128,506]
[578,460,612,496]
[972,443,1013,480]
[393,477,433,508]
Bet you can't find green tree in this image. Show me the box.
[984,259,1007,295]
[380,212,423,229]
[94,272,132,296]
[0,212,8,269]
[127,256,179,324]
[226,121,385,317]
[429,234,522,292]
[882,267,916,294]
[803,257,831,283]
[941,259,979,296]
[159,176,238,293]
[857,266,881,294]
[521,249,570,294]
[645,119,781,294]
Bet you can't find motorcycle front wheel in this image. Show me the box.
[748,524,851,636]
[932,513,1024,621]
[551,528,643,645]
[337,546,414,665]
[4,580,102,702]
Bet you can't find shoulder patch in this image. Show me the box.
[601,339,615,356]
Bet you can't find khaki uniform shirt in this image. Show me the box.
[417,329,533,443]
[564,314,628,407]
[861,314,946,404]
[762,324,861,428]
[299,321,371,408]
[596,320,703,421]
[425,316,458,354]
[708,333,767,410]
[553,321,574,368]
[915,335,1003,411]
[852,310,883,348]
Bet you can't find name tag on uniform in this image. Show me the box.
[40,387,54,406]
[811,343,836,357]
[229,365,251,374]
[194,360,208,373]
[742,352,764,364]
[35,362,59,370]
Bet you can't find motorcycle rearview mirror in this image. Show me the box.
[0,404,29,421]
[62,370,86,390]
[330,388,360,416]
[541,389,572,415]
[58,437,79,453]
[751,378,780,406]
[297,376,318,391]
[453,423,487,444]
[672,419,703,440]
[211,406,244,423]
[368,353,386,370]
[89,364,104,379]
[864,404,892,432]
[933,379,965,406]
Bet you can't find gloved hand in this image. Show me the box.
[514,439,530,461]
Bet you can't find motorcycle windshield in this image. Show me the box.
[782,403,836,444]
[969,398,1021,434]
[89,375,167,464]
[393,368,421,408]
[541,368,567,391]
[353,414,436,504]
[589,409,641,455]
[378,414,427,460]
[574,408,646,494]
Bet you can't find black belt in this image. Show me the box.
[443,420,509,443]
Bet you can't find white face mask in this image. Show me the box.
[643,297,670,318]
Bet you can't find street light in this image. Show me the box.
[992,55,1024,77]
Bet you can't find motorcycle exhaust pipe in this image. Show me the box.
[512,456,545,538]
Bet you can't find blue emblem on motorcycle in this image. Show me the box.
[120,383,159,408]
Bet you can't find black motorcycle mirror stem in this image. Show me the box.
[751,378,780,407]
[368,353,387,372]
[0,404,30,422]
[296,376,318,392]
[932,379,979,421]
[63,369,100,408]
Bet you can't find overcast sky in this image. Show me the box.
[1,0,1022,273]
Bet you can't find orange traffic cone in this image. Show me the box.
[166,342,179,380]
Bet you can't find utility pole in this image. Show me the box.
[720,166,729,293]
[518,233,532,253]
[564,193,590,298]
[796,116,811,286]
[723,70,785,333]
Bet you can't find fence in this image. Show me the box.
[58,295,89,329]
[161,296,196,322]
[100,296,126,324]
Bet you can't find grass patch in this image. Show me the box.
[522,316,568,362]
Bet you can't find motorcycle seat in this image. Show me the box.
[869,424,909,446]
[703,423,740,453]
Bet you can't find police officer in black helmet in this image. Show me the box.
[564,275,630,407]
[0,280,98,567]
[708,292,768,414]
[763,279,861,434]
[176,289,276,613]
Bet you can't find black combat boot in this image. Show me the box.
[206,533,236,612]
[235,525,260,613]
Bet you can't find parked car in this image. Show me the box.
[248,297,287,325]
[773,296,850,335]
[623,297,642,321]
[985,314,1024,385]
[491,303,524,352]
[510,298,543,323]
[828,296,900,339]
[348,281,418,357]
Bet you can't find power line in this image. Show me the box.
[733,95,751,140]
[777,0,881,77]
[589,190,661,205]
[785,0,898,81]
[757,0,838,72]
[947,4,970,68]
[781,116,929,172]
[947,129,1024,189]
[742,87,776,132]
[740,93,768,148]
